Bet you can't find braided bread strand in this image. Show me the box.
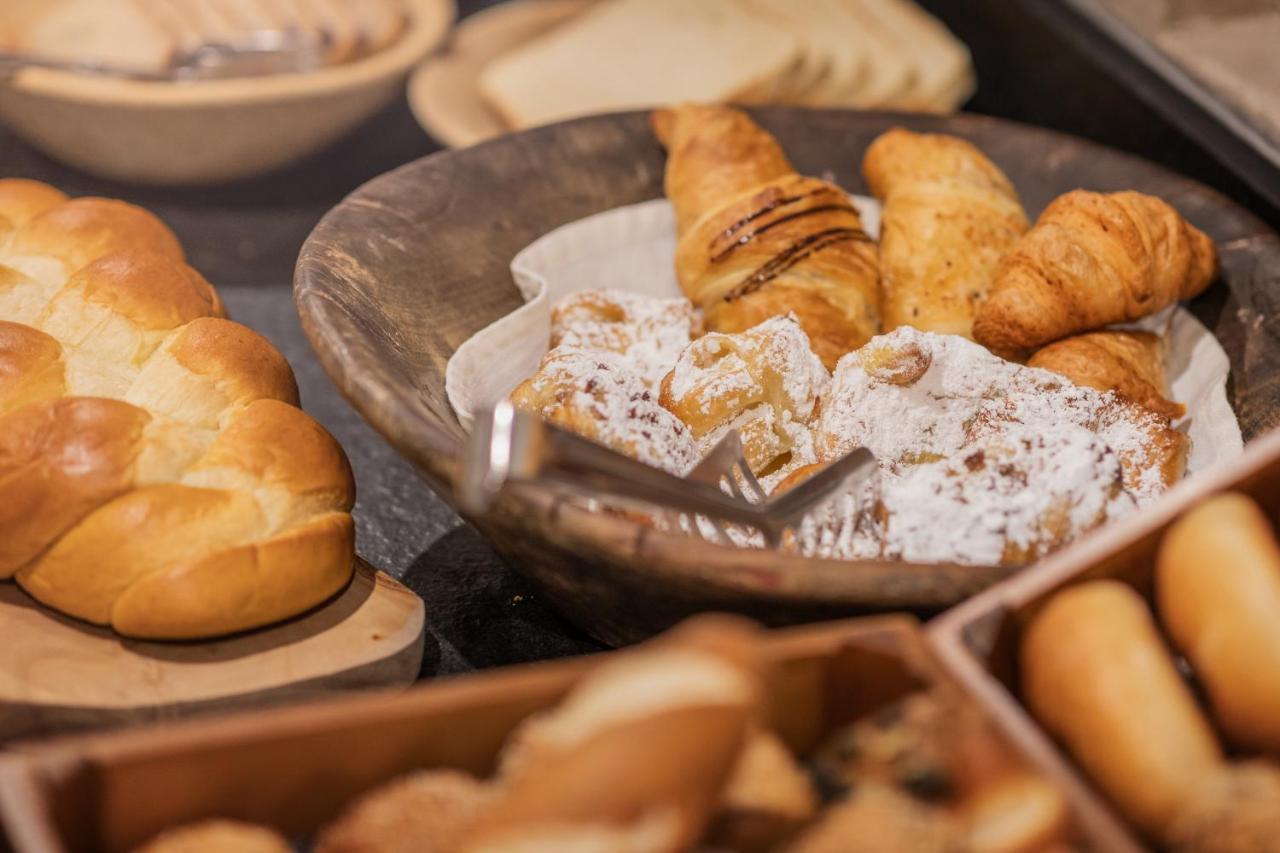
[0,179,355,639]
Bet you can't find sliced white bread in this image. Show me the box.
[740,0,835,103]
[19,0,175,72]
[859,0,974,111]
[837,0,916,107]
[478,0,802,130]
[793,0,873,106]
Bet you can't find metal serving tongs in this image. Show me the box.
[458,402,878,548]
[0,29,329,83]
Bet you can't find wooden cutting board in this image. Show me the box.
[0,561,424,742]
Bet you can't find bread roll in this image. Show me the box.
[1157,493,1280,752]
[0,180,356,639]
[1020,580,1223,839]
[470,615,762,853]
[863,127,1028,340]
[132,819,290,853]
[315,770,495,853]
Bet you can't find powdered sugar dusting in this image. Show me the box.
[551,289,699,389]
[510,347,698,475]
[813,326,1183,565]
[660,314,829,475]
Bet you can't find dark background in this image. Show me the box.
[5,0,1272,675]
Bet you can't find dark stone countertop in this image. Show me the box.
[3,0,1273,676]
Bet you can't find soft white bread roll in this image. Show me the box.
[1020,580,1223,839]
[315,769,496,853]
[708,728,818,852]
[1158,493,1280,752]
[469,615,763,853]
[0,179,356,639]
[133,819,291,853]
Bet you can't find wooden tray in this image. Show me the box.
[294,107,1280,645]
[927,426,1280,850]
[0,561,425,744]
[408,0,594,148]
[0,615,1099,852]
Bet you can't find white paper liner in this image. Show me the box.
[446,197,1242,475]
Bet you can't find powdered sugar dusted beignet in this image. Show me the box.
[511,347,698,475]
[822,327,1187,501]
[660,315,829,484]
[812,327,1182,565]
[551,289,701,388]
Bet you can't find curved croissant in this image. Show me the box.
[0,179,355,639]
[973,190,1216,351]
[653,104,879,369]
[1029,329,1185,420]
[862,127,1028,339]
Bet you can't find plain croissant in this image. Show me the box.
[1028,329,1185,420]
[973,190,1216,351]
[652,103,879,369]
[863,127,1029,339]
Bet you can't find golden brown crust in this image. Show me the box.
[789,783,964,853]
[314,770,495,853]
[708,728,818,852]
[1167,761,1280,853]
[132,819,290,853]
[0,180,353,638]
[863,127,1029,339]
[655,104,879,369]
[0,321,65,414]
[1157,494,1280,753]
[9,197,185,273]
[0,397,151,578]
[50,250,223,330]
[1020,581,1223,839]
[470,615,762,852]
[1029,329,1184,419]
[974,190,1217,351]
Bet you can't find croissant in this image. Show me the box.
[0,179,355,639]
[973,190,1216,351]
[1029,329,1185,419]
[652,104,879,369]
[862,127,1028,339]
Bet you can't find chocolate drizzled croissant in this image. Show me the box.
[653,104,879,370]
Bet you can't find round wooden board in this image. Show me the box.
[0,561,424,742]
[408,0,594,148]
[296,108,1280,645]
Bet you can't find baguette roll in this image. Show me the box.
[1020,580,1223,838]
[1157,493,1280,752]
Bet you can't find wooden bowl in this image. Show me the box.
[294,108,1280,645]
[0,0,454,185]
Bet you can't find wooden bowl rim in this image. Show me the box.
[3,0,455,108]
[295,107,1280,605]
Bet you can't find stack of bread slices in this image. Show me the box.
[478,0,975,131]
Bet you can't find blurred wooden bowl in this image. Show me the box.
[0,0,455,185]
[294,108,1280,645]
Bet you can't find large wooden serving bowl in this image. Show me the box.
[295,108,1280,645]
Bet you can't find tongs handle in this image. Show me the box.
[457,402,767,527]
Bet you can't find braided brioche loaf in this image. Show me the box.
[0,179,355,640]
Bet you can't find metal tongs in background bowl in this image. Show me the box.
[459,402,878,548]
[0,29,330,83]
